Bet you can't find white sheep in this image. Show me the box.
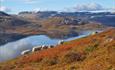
[48,45,54,48]
[32,46,42,52]
[58,40,64,45]
[91,31,98,35]
[41,45,48,50]
[21,49,31,55]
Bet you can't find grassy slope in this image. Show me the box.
[0,28,115,70]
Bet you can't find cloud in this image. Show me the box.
[0,6,11,12]
[24,0,37,4]
[73,3,104,11]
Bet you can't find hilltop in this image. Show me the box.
[0,28,114,70]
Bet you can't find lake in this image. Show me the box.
[0,30,99,62]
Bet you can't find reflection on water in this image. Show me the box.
[0,31,98,62]
[0,40,33,62]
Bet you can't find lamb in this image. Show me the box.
[21,49,31,55]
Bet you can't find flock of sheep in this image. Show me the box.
[21,40,64,55]
[21,31,101,55]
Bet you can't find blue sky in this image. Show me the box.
[0,0,115,14]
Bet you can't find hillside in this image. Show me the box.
[0,28,114,70]
[90,15,115,27]
[18,11,115,27]
[0,11,32,45]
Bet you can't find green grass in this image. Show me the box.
[85,43,98,53]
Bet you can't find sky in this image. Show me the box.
[0,0,115,14]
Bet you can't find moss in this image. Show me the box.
[85,43,98,53]
[61,51,86,63]
[41,57,58,66]
[67,66,78,70]
[85,46,96,53]
[107,66,113,70]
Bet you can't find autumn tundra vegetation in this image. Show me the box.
[0,28,115,70]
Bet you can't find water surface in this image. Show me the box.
[0,30,99,62]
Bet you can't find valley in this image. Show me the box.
[0,11,114,45]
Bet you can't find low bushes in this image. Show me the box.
[61,51,86,63]
[85,43,99,53]
[41,57,58,66]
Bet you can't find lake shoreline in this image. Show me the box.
[0,30,102,62]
